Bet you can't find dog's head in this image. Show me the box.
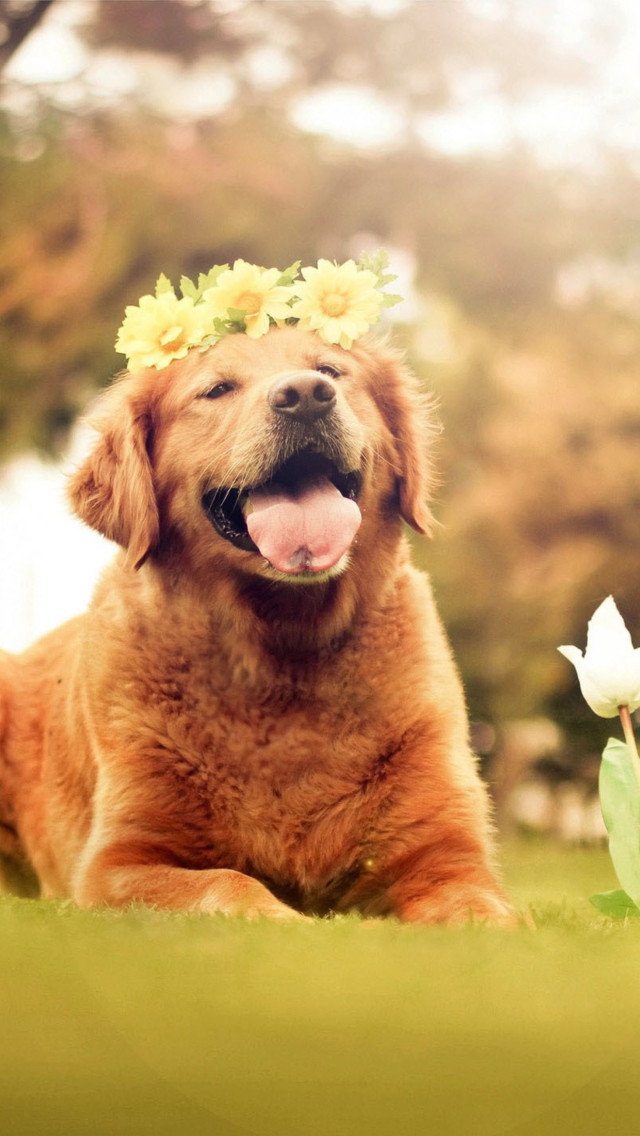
[69,326,435,602]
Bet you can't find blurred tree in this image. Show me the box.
[0,0,600,453]
[84,0,591,103]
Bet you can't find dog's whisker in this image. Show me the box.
[200,443,253,496]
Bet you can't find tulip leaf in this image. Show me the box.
[590,888,640,919]
[599,737,640,905]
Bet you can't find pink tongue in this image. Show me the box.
[246,475,361,574]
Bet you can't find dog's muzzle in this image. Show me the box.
[267,372,337,425]
[202,372,363,576]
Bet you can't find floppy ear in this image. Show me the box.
[67,378,159,570]
[366,341,437,536]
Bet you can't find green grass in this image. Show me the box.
[1,840,638,1136]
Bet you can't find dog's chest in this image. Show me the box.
[152,678,398,893]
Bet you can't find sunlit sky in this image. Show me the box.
[2,0,640,650]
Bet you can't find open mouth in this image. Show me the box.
[202,448,362,575]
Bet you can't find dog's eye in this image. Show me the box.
[316,364,342,379]
[202,382,235,400]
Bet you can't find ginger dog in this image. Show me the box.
[0,327,513,925]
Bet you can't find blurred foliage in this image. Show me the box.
[1,0,640,742]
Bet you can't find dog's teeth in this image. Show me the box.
[240,493,252,518]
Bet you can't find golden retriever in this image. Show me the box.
[0,326,512,925]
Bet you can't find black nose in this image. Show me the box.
[268,371,337,424]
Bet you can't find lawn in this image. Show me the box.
[1,839,638,1136]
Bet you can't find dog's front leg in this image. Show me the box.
[354,830,515,927]
[73,843,306,922]
[344,739,516,927]
[373,840,515,928]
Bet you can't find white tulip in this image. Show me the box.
[558,596,640,718]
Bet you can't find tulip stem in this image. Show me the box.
[618,705,640,791]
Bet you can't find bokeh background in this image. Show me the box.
[2,0,640,838]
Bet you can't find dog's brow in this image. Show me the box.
[309,352,336,366]
[204,371,240,386]
[315,356,345,373]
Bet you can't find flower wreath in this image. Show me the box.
[115,249,402,372]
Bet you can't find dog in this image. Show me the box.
[0,326,513,925]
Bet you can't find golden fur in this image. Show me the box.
[0,327,512,924]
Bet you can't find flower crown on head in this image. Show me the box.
[115,249,402,372]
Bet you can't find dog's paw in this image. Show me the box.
[201,871,309,922]
[399,886,518,929]
[243,899,310,923]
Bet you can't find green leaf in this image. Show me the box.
[154,272,173,296]
[226,307,247,324]
[176,265,230,305]
[195,333,221,352]
[197,265,228,295]
[277,260,301,287]
[589,888,640,918]
[357,247,400,305]
[212,317,233,337]
[357,248,390,278]
[599,737,640,905]
[179,275,198,300]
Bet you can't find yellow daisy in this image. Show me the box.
[203,259,294,339]
[115,290,212,371]
[290,259,382,349]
